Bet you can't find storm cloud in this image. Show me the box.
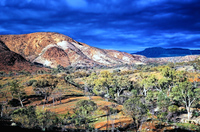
[0,0,200,52]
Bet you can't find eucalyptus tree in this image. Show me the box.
[33,78,58,108]
[159,66,177,95]
[74,100,97,129]
[114,75,132,97]
[9,80,26,107]
[139,74,158,97]
[36,109,58,131]
[87,71,114,98]
[171,80,200,120]
[123,97,148,130]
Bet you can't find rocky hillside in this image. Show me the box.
[134,47,200,58]
[0,32,145,68]
[0,40,46,72]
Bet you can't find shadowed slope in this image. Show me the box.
[0,40,47,72]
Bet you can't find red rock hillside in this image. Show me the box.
[0,32,145,68]
[0,41,47,72]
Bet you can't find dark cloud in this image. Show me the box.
[0,0,200,52]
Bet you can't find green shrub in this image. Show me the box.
[176,123,200,131]
[26,79,37,86]
[168,105,178,113]
[11,106,58,131]
[192,110,200,118]
[32,79,50,88]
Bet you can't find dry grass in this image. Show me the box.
[94,114,133,130]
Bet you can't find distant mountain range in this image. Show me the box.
[133,47,200,58]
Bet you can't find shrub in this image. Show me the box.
[11,106,58,131]
[25,79,37,86]
[176,123,200,131]
[168,105,178,113]
[32,78,58,88]
[192,110,200,118]
[32,79,50,88]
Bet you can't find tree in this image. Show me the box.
[51,87,64,105]
[36,109,58,131]
[84,72,98,92]
[114,75,132,97]
[145,91,159,117]
[156,91,171,122]
[9,80,26,107]
[33,79,58,108]
[171,80,200,120]
[11,106,37,128]
[86,71,133,100]
[160,66,176,80]
[123,97,148,129]
[74,100,97,129]
[0,86,9,117]
[11,106,58,131]
[140,74,158,96]
[92,71,114,98]
[159,66,177,91]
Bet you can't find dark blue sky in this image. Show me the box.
[0,0,200,53]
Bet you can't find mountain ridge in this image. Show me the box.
[0,32,145,68]
[0,32,199,70]
[134,47,200,58]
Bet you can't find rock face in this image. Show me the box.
[134,47,200,58]
[0,41,46,72]
[0,32,145,68]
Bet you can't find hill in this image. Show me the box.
[134,47,200,58]
[0,40,46,72]
[0,32,145,68]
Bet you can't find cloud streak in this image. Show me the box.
[0,0,200,52]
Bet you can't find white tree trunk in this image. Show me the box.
[19,97,24,107]
[143,88,147,96]
[187,109,191,120]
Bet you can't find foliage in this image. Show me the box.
[1,61,200,131]
[11,106,37,128]
[171,79,200,119]
[139,74,158,96]
[32,77,58,108]
[168,105,178,113]
[36,109,58,131]
[175,123,200,131]
[123,97,148,129]
[9,80,26,107]
[192,110,200,118]
[75,100,97,117]
[32,77,58,88]
[25,79,37,86]
[72,100,97,129]
[11,106,58,131]
[85,70,132,99]
[157,92,171,112]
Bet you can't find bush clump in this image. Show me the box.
[26,79,37,86]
